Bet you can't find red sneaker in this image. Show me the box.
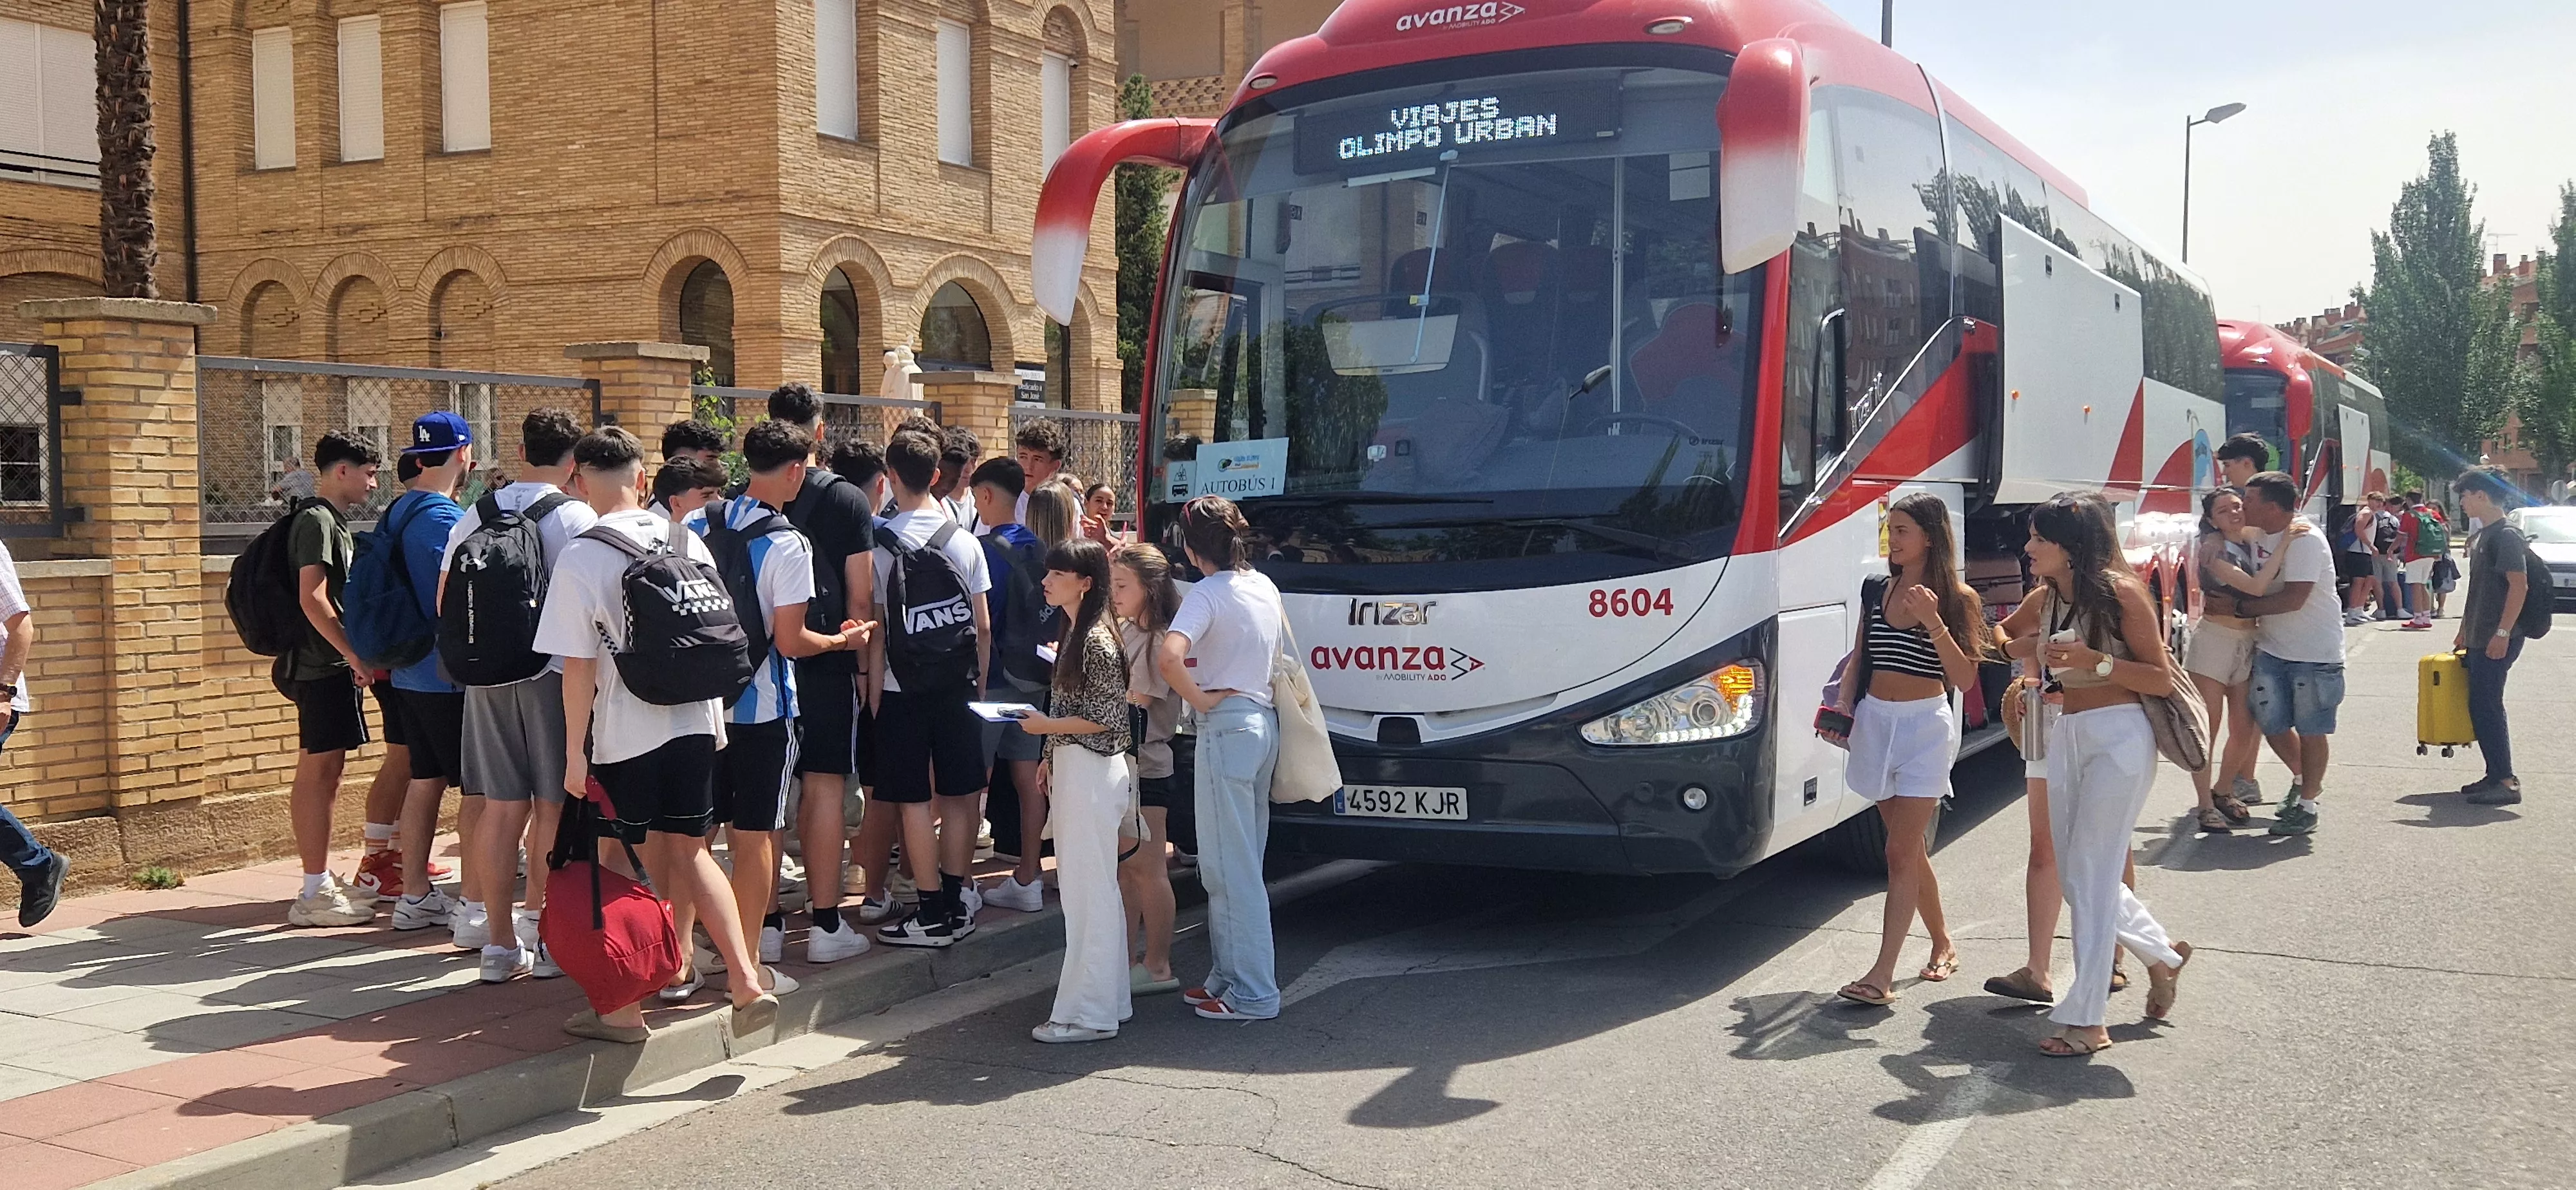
[354,850,403,902]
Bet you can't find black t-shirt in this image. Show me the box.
[783,466,875,672]
[2465,522,2535,644]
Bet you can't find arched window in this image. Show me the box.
[821,269,864,393]
[429,270,493,370]
[678,260,735,385]
[918,281,990,370]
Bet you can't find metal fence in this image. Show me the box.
[1012,406,1143,519]
[198,357,602,544]
[689,385,942,447]
[0,343,71,538]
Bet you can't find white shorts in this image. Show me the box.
[2403,556,2437,585]
[2183,619,2257,686]
[1847,694,1958,802]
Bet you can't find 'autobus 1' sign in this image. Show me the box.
[1294,80,1620,176]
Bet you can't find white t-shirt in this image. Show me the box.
[2252,525,2345,664]
[712,495,815,724]
[0,541,31,712]
[870,505,990,694]
[441,481,600,681]
[532,509,727,764]
[1169,569,1283,707]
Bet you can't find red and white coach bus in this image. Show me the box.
[1037,0,2236,876]
[2218,319,2394,521]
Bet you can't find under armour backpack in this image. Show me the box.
[703,504,798,666]
[440,492,573,686]
[878,520,981,693]
[227,498,331,657]
[579,524,755,706]
[989,528,1056,686]
[342,492,440,671]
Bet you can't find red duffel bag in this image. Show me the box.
[540,779,683,1016]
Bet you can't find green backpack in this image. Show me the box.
[2411,509,2450,557]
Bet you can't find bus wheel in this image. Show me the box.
[1823,797,1947,876]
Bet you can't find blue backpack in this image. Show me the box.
[343,492,439,671]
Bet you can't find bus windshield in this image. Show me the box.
[1154,63,1759,590]
[2223,368,2290,448]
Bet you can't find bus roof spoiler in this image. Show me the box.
[1035,118,1218,325]
[1715,37,1808,275]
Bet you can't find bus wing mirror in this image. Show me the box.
[1036,118,1218,324]
[1716,37,1809,275]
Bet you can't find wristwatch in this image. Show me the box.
[2092,655,2116,679]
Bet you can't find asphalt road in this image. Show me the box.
[473,618,2574,1189]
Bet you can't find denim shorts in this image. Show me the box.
[2249,652,2344,736]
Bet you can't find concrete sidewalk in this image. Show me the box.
[0,836,1107,1190]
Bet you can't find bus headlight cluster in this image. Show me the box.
[1580,663,1763,746]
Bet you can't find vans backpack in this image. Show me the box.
[578,524,755,706]
[703,505,799,666]
[989,527,1056,686]
[342,493,440,671]
[227,498,331,657]
[877,520,980,692]
[440,493,573,686]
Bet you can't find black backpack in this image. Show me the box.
[877,519,981,693]
[785,472,853,637]
[2515,532,2554,640]
[703,505,800,667]
[228,498,330,657]
[578,524,755,707]
[440,493,574,686]
[990,531,1056,686]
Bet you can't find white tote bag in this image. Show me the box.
[1269,616,1341,804]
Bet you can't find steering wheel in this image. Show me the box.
[1580,413,1703,439]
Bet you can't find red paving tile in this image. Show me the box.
[158,900,292,929]
[460,1005,583,1053]
[17,1143,138,1190]
[321,1037,524,1084]
[96,1049,313,1101]
[0,1079,182,1140]
[198,1063,409,1121]
[324,988,519,1042]
[236,1030,401,1070]
[47,1100,282,1167]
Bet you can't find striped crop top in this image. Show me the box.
[1865,596,1950,684]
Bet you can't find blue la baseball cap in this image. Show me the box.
[404,410,473,454]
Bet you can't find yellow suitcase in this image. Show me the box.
[2418,650,2474,757]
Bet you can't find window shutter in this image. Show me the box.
[1041,52,1070,170]
[251,26,296,169]
[440,3,491,152]
[337,16,383,162]
[935,19,971,166]
[0,21,39,158]
[37,23,95,164]
[815,0,857,139]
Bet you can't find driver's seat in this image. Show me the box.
[1625,302,1732,423]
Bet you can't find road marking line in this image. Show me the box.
[1859,1061,2006,1190]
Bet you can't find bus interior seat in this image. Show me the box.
[1624,302,1735,431]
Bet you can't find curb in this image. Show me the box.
[86,878,1170,1190]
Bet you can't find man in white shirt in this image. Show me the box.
[533,427,770,1037]
[2233,471,2344,837]
[0,541,64,927]
[442,410,598,981]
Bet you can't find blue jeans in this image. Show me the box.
[1193,696,1280,1017]
[0,711,50,878]
[2467,638,2522,782]
[2249,652,2345,737]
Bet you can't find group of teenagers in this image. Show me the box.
[1818,435,2541,1059]
[258,385,1293,1045]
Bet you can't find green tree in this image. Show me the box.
[2463,267,2532,462]
[1115,75,1175,413]
[2524,184,2576,487]
[2354,133,2488,477]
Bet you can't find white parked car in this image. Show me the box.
[2503,507,2576,608]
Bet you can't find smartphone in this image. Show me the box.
[1814,706,1855,739]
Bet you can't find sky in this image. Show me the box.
[1812,0,2576,324]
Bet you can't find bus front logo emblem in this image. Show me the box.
[1349,599,1436,626]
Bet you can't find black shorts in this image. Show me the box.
[2336,551,2374,581]
[371,685,407,749]
[793,660,860,777]
[384,688,468,787]
[1137,773,1180,811]
[715,718,800,832]
[289,677,370,755]
[873,688,988,804]
[593,734,719,844]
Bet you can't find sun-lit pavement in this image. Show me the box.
[417,617,2572,1190]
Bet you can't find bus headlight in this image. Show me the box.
[1580,663,1764,746]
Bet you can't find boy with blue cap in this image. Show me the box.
[382,412,480,941]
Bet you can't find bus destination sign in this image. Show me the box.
[1294,82,1619,175]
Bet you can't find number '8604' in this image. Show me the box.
[1589,587,1675,618]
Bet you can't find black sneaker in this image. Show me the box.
[2465,779,2523,806]
[17,852,68,927]
[876,903,956,948]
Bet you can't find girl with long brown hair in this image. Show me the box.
[1111,543,1185,995]
[1828,492,1990,1008]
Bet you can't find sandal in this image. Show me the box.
[1835,980,1900,1007]
[1982,967,2054,1004]
[2039,1029,2112,1057]
[2145,941,2192,1020]
[1919,952,1960,982]
[2109,958,2129,994]
[2196,806,2235,833]
[2213,793,2251,824]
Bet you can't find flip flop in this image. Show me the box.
[562,1010,651,1044]
[1919,954,1960,982]
[1835,981,1900,1007]
[1982,967,2054,1004]
[2040,1030,2112,1057]
[2145,941,2193,1020]
[1131,964,1182,996]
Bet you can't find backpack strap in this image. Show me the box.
[522,491,574,525]
[578,524,656,561]
[475,493,506,525]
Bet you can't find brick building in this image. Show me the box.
[1117,0,1341,117]
[1,0,1126,408]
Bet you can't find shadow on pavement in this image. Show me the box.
[2391,790,2522,828]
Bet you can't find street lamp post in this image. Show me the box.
[2181,102,2248,263]
[1881,0,1894,47]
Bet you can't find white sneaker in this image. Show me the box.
[806,918,870,963]
[478,945,531,983]
[287,886,374,928]
[332,870,381,907]
[392,888,455,931]
[854,892,911,924]
[960,883,983,918]
[529,940,563,979]
[985,875,1045,913]
[451,902,491,950]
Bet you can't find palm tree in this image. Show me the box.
[95,0,160,299]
